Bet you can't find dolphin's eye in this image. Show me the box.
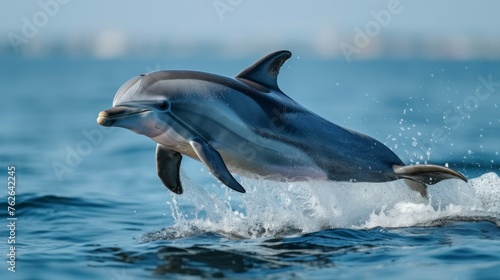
[158,100,169,110]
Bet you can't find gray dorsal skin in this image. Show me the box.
[156,144,183,194]
[97,50,468,197]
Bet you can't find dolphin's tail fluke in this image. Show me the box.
[393,164,468,197]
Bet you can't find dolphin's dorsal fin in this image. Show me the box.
[236,50,292,92]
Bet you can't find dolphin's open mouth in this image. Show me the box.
[97,106,149,126]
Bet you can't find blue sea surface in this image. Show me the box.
[1,54,499,279]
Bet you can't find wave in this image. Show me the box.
[144,172,500,241]
[0,193,128,222]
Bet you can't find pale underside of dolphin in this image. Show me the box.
[97,50,467,197]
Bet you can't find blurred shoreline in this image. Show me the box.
[2,33,500,60]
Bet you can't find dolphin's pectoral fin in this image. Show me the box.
[236,50,292,92]
[156,144,183,194]
[394,164,467,197]
[189,137,246,193]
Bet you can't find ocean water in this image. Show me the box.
[1,54,499,279]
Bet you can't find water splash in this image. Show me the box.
[144,172,500,241]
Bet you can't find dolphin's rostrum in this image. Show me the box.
[97,50,467,197]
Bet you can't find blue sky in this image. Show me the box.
[1,0,499,58]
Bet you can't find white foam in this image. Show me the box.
[152,172,500,240]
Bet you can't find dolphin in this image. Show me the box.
[97,50,467,197]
